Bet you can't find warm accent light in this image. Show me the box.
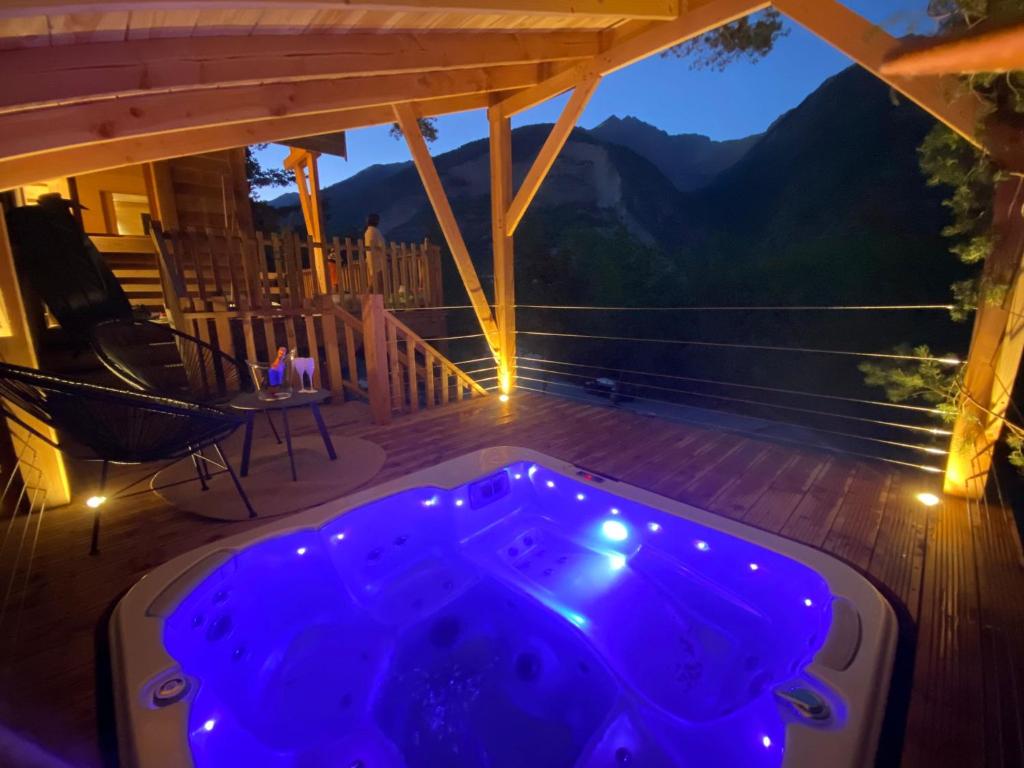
[916,492,941,507]
[499,393,510,403]
[85,495,106,509]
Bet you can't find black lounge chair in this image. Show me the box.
[0,363,255,555]
[89,318,283,443]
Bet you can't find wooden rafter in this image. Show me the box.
[772,0,981,150]
[880,21,1024,76]
[0,92,496,191]
[0,0,679,20]
[0,63,545,163]
[494,0,768,117]
[392,102,500,358]
[0,30,601,114]
[504,75,600,236]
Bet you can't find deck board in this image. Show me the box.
[0,390,1022,767]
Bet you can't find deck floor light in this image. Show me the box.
[86,496,107,509]
[916,492,940,507]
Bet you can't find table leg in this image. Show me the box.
[264,410,282,445]
[240,414,254,478]
[311,403,337,461]
[282,407,297,482]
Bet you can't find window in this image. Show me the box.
[108,192,151,235]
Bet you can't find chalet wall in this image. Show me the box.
[164,149,254,234]
[74,165,149,234]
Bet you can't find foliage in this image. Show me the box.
[664,9,788,70]
[389,117,439,144]
[859,345,961,419]
[245,144,292,191]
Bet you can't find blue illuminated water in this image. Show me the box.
[165,462,836,766]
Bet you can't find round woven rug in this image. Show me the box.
[153,423,386,521]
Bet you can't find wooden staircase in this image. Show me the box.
[146,226,488,423]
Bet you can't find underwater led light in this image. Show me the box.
[761,735,772,749]
[608,553,627,571]
[647,521,661,532]
[546,480,555,488]
[527,464,538,479]
[576,492,586,501]
[334,533,346,542]
[749,562,759,571]
[513,473,522,480]
[601,519,628,542]
[803,598,814,607]
[201,719,216,733]
[455,499,464,507]
[296,547,307,555]
[695,540,710,552]
[423,495,439,507]
[610,507,620,515]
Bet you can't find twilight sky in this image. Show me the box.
[253,0,937,200]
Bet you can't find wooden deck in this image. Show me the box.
[1,391,1022,767]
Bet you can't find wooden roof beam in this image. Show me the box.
[0,30,601,114]
[494,0,768,117]
[392,101,500,357]
[0,91,500,191]
[880,21,1024,76]
[504,75,600,236]
[0,0,679,20]
[0,63,545,164]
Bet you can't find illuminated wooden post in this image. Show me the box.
[489,107,515,395]
[284,148,328,294]
[361,293,392,425]
[944,177,1024,498]
[0,206,71,506]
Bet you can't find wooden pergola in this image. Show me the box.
[0,0,1020,499]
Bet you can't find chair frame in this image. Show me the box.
[0,363,256,554]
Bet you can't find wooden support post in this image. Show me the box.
[505,76,600,236]
[361,294,392,425]
[284,148,328,294]
[392,102,500,358]
[0,206,71,506]
[944,177,1024,498]
[489,107,516,394]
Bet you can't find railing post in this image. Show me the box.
[361,294,392,425]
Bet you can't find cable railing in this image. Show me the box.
[510,302,964,474]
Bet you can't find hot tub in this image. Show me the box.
[111,447,897,767]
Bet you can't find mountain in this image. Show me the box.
[268,65,970,312]
[589,115,760,191]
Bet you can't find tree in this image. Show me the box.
[663,9,788,69]
[245,144,292,193]
[389,117,439,144]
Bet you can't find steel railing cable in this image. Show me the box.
[516,303,955,312]
[463,365,498,376]
[516,357,945,416]
[421,332,488,342]
[516,330,962,365]
[513,384,944,474]
[514,375,947,457]
[515,364,950,437]
[452,356,496,367]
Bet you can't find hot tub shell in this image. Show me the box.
[110,446,898,767]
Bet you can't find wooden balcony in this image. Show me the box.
[0,390,1020,767]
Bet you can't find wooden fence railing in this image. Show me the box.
[143,226,441,313]
[144,226,484,424]
[362,295,488,424]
